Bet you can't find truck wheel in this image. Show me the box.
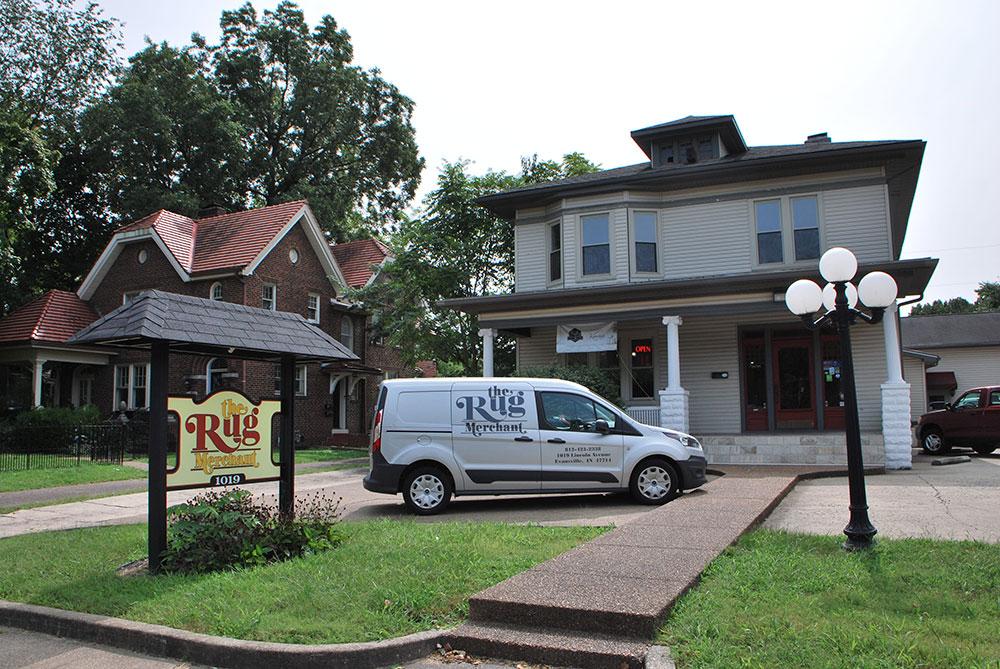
[920,428,948,455]
[630,458,680,505]
[402,466,452,515]
[972,444,997,455]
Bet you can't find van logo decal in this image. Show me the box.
[455,385,528,437]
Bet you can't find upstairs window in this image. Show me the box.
[340,316,354,352]
[792,196,821,260]
[210,282,223,301]
[548,222,562,282]
[658,144,675,164]
[633,212,658,273]
[755,200,783,264]
[261,283,276,311]
[697,136,715,161]
[306,293,320,323]
[581,213,611,276]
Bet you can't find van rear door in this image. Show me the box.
[451,381,540,491]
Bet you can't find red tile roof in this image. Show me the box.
[115,200,307,274]
[0,290,99,344]
[330,238,392,288]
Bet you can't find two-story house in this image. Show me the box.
[441,115,937,469]
[0,200,402,447]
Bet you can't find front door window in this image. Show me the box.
[742,334,768,431]
[773,337,816,429]
[821,337,845,429]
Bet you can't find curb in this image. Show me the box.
[0,600,446,669]
[644,645,676,669]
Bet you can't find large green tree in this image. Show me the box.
[359,154,600,375]
[909,281,1000,315]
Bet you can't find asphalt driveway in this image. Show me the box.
[764,449,1000,542]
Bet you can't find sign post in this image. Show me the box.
[148,341,169,574]
[279,353,296,517]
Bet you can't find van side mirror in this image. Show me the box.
[594,419,610,434]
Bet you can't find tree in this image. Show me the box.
[358,154,600,375]
[194,1,423,239]
[909,281,1000,315]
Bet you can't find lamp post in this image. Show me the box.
[784,247,898,551]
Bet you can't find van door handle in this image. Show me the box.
[514,436,534,442]
[547,438,566,444]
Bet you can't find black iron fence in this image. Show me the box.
[0,421,149,472]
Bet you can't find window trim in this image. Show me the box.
[261,283,277,311]
[547,221,562,285]
[750,193,825,269]
[306,292,321,324]
[629,210,661,277]
[210,282,224,301]
[578,212,613,280]
[113,363,150,410]
[790,194,821,262]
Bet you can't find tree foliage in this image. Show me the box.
[357,154,600,375]
[909,281,1000,315]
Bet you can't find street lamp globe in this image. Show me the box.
[858,271,898,308]
[819,247,858,283]
[822,282,858,312]
[785,279,824,316]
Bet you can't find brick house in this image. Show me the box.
[0,200,409,447]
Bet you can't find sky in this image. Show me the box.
[95,0,1000,307]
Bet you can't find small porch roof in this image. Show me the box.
[439,258,937,330]
[68,290,358,363]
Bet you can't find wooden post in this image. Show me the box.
[279,354,296,517]
[148,341,169,574]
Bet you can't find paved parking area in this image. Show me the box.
[764,450,1000,542]
[0,626,202,669]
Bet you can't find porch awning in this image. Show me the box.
[926,371,957,391]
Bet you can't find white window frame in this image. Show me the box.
[578,212,612,279]
[547,221,562,285]
[261,283,277,311]
[306,293,321,324]
[629,210,661,277]
[113,363,151,410]
[295,364,307,397]
[329,376,349,433]
[122,291,141,305]
[340,316,354,352]
[210,282,224,301]
[751,193,825,269]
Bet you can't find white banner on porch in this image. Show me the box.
[556,323,618,353]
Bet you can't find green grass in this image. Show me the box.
[0,462,146,493]
[0,520,604,644]
[292,448,366,464]
[660,530,1000,669]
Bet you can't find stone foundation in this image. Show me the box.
[698,433,885,466]
[659,388,690,433]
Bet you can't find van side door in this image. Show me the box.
[451,381,541,491]
[537,391,625,490]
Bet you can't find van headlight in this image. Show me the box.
[679,435,702,451]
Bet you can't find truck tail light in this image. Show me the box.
[371,409,383,454]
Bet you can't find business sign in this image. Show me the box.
[167,390,281,491]
[453,383,531,438]
[556,322,617,353]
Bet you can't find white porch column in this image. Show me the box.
[659,316,689,432]
[880,303,912,470]
[479,328,496,377]
[33,358,45,408]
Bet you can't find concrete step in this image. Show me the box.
[445,621,649,669]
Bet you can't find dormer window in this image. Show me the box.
[679,141,697,164]
[658,145,675,165]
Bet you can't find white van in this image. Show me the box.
[363,378,708,515]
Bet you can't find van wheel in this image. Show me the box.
[630,458,680,505]
[402,466,452,515]
[920,428,949,455]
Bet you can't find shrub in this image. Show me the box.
[160,489,344,573]
[517,365,623,407]
[11,405,102,428]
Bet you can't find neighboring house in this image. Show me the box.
[0,201,402,447]
[901,312,1000,414]
[441,115,937,469]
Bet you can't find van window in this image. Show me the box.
[539,392,617,432]
[395,390,450,427]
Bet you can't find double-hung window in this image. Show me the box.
[791,196,820,260]
[754,200,783,264]
[633,212,658,274]
[114,364,150,410]
[548,222,562,282]
[581,213,611,276]
[273,364,307,396]
[261,283,276,311]
[306,293,320,323]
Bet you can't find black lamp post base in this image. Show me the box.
[843,515,878,551]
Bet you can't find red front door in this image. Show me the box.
[773,338,816,430]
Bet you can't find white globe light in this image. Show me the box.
[785,279,823,316]
[822,282,858,311]
[819,247,858,283]
[857,271,898,308]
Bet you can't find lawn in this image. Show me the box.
[661,530,1000,668]
[0,520,604,644]
[292,448,367,464]
[0,462,145,493]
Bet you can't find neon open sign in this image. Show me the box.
[633,344,652,354]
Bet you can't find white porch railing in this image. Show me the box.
[626,406,660,426]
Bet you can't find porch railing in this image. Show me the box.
[626,407,660,427]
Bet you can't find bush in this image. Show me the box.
[160,489,344,573]
[11,405,102,428]
[517,365,623,407]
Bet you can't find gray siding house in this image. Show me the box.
[442,116,937,469]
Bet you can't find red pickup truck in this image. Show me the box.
[917,386,1000,455]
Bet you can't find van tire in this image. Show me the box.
[629,458,680,505]
[402,465,453,515]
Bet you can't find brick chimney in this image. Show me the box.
[805,132,831,144]
[197,204,228,219]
